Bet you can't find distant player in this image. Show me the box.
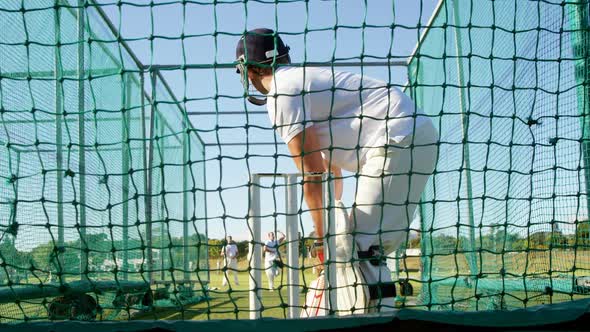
[221,236,239,286]
[264,231,285,291]
[235,28,438,314]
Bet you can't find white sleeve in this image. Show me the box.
[268,92,313,144]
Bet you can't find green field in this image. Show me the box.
[132,260,321,320]
[131,258,422,320]
[4,251,590,322]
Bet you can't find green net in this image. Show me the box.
[0,0,589,328]
[0,0,208,323]
[409,0,590,310]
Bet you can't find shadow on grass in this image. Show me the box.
[132,292,248,320]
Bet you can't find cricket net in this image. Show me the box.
[407,0,590,311]
[0,0,588,330]
[0,0,208,323]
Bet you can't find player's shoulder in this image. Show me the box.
[272,67,304,89]
[273,66,328,84]
[280,66,333,80]
[270,66,330,96]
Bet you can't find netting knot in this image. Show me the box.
[545,286,554,296]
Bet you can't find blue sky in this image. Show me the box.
[99,0,441,241]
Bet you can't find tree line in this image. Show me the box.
[0,231,208,275]
[3,220,589,275]
[411,221,590,253]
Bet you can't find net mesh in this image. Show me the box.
[409,0,590,310]
[0,0,588,326]
[0,0,207,323]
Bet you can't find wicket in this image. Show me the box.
[247,173,337,319]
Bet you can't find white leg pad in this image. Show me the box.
[300,272,326,318]
[334,200,370,316]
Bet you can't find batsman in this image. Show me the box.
[235,28,438,315]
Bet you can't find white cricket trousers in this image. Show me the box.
[264,259,280,290]
[353,120,439,254]
[222,257,239,286]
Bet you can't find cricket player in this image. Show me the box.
[235,28,438,315]
[221,236,239,286]
[264,231,286,291]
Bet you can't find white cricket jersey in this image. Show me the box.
[266,66,430,172]
[224,243,238,259]
[264,240,279,262]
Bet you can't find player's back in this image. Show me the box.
[268,66,428,171]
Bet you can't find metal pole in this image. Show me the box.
[183,114,190,281]
[570,0,590,242]
[413,49,434,305]
[11,152,20,247]
[2,68,121,81]
[159,115,166,281]
[404,0,445,90]
[407,0,446,68]
[204,142,284,147]
[452,0,478,276]
[122,73,131,280]
[187,111,266,116]
[205,142,279,147]
[203,147,210,284]
[146,61,409,71]
[248,174,262,319]
[322,173,337,316]
[76,0,87,280]
[419,189,436,310]
[145,70,156,283]
[285,174,299,318]
[54,2,65,281]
